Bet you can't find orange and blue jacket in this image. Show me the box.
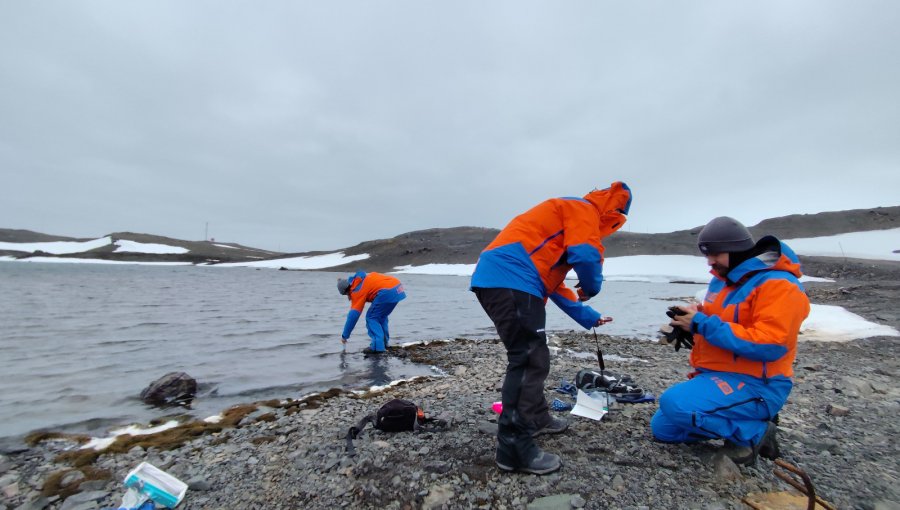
[470,182,632,329]
[341,271,406,339]
[690,236,810,381]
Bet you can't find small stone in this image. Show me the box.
[423,461,451,474]
[15,496,50,510]
[527,494,577,509]
[712,453,742,483]
[3,481,20,498]
[870,381,889,394]
[843,377,874,397]
[77,480,107,492]
[826,404,850,416]
[422,484,454,509]
[60,490,109,505]
[477,421,499,435]
[187,477,212,491]
[60,470,86,487]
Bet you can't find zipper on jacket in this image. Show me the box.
[528,230,564,256]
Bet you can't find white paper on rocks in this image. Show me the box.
[570,389,608,421]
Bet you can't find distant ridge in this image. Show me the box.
[1,205,898,271]
[0,228,83,244]
[321,205,900,272]
[0,230,280,264]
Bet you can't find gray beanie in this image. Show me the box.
[337,278,351,295]
[698,216,755,255]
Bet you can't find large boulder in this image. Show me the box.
[139,372,197,406]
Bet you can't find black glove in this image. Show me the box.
[665,306,694,351]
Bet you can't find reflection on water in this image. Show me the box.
[0,262,703,440]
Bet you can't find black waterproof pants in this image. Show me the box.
[474,287,552,467]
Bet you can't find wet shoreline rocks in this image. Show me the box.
[3,326,899,510]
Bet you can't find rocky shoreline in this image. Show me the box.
[2,281,899,510]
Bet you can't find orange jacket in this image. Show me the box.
[690,237,810,380]
[347,271,404,312]
[471,182,632,328]
[473,182,631,297]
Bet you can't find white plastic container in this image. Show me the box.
[123,462,188,508]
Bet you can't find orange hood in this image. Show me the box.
[584,181,632,237]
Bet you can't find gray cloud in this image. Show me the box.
[2,1,898,251]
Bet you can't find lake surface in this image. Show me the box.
[0,262,703,442]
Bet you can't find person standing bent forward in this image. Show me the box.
[471,181,633,475]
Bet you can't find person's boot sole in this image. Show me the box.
[495,461,561,475]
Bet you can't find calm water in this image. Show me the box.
[0,262,703,442]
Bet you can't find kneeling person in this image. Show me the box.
[652,216,810,465]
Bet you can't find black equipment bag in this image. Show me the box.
[374,398,422,432]
[344,399,447,456]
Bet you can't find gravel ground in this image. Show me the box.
[2,282,899,510]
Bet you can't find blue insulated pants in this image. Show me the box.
[651,371,791,447]
[365,286,406,352]
[365,301,397,352]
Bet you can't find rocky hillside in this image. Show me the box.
[2,205,898,271]
[322,205,900,273]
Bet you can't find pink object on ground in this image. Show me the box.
[492,402,503,414]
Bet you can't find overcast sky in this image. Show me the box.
[2,2,898,252]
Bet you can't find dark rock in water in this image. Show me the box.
[140,372,197,406]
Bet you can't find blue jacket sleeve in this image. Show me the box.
[692,312,789,361]
[342,309,362,340]
[566,244,604,298]
[549,292,602,330]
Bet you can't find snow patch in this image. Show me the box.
[801,304,900,342]
[786,228,900,261]
[4,257,191,266]
[114,240,189,254]
[218,252,369,269]
[0,236,112,254]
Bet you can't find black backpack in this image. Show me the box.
[374,399,423,432]
[345,399,447,455]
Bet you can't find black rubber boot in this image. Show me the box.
[532,416,569,437]
[726,421,780,466]
[757,421,780,460]
[495,409,560,474]
[497,450,561,475]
